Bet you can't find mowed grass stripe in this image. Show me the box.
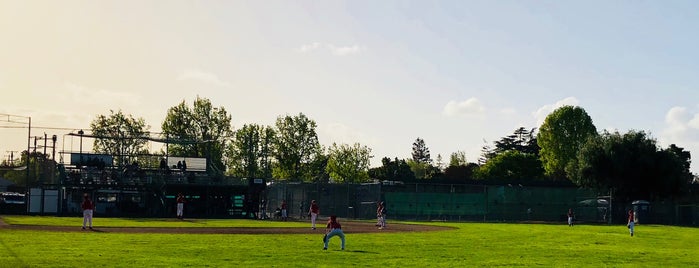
[1,217,697,267]
[1,215,310,228]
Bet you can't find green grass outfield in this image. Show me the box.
[1,216,697,267]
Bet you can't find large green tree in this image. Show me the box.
[272,113,321,181]
[449,151,468,167]
[443,163,479,182]
[442,151,476,182]
[0,151,56,187]
[474,150,544,181]
[482,127,540,163]
[325,142,372,183]
[368,157,415,181]
[259,126,276,179]
[161,97,232,176]
[90,110,150,166]
[307,149,330,183]
[573,130,692,201]
[407,159,441,180]
[493,127,539,155]
[537,106,597,180]
[226,124,275,178]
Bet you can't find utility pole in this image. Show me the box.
[5,151,19,166]
[51,135,57,161]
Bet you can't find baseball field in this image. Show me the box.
[1,216,697,267]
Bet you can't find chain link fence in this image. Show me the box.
[266,181,664,224]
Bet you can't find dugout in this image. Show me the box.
[164,184,253,218]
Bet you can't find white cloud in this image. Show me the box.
[298,42,364,56]
[532,97,580,126]
[660,106,699,148]
[177,70,230,87]
[659,106,699,173]
[442,98,485,117]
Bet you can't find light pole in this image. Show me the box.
[78,130,84,167]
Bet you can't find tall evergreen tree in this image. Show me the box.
[411,137,432,164]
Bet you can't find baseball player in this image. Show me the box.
[176,193,186,219]
[309,200,320,230]
[567,208,574,227]
[281,200,288,221]
[323,215,345,250]
[627,209,635,237]
[81,194,95,230]
[377,201,387,229]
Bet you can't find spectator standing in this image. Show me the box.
[159,158,168,171]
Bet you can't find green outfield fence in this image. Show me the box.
[266,181,699,226]
[8,174,696,226]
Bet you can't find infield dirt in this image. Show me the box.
[0,217,453,234]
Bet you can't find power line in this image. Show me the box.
[0,125,84,130]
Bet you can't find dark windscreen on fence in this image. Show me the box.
[265,182,609,222]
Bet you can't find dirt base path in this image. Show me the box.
[0,218,453,234]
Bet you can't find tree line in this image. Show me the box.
[370,106,693,203]
[1,97,694,203]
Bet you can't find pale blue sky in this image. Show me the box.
[1,1,699,173]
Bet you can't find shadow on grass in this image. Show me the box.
[343,250,378,254]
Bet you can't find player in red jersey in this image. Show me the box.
[176,193,186,219]
[309,200,320,229]
[323,215,345,250]
[627,209,635,237]
[281,200,288,221]
[81,194,95,230]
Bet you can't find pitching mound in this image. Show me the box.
[0,218,453,234]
